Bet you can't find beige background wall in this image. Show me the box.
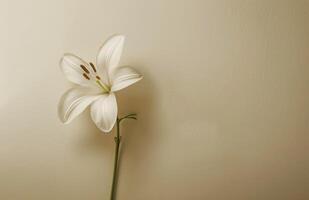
[0,0,308,199]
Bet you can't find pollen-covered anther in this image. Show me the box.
[96,76,101,80]
[89,62,97,72]
[83,73,90,80]
[80,65,90,74]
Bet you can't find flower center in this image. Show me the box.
[96,79,110,92]
[80,62,110,93]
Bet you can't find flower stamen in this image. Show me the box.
[89,62,97,72]
[83,73,90,80]
[80,65,90,74]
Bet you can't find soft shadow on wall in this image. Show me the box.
[115,65,158,193]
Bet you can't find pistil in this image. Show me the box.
[80,62,110,93]
[96,80,110,93]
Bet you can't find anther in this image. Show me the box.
[96,76,101,80]
[83,73,90,80]
[80,65,90,74]
[89,62,97,72]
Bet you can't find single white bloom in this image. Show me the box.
[58,35,142,132]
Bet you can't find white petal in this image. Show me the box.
[111,66,143,92]
[60,53,94,87]
[90,93,118,133]
[96,35,125,83]
[58,87,101,124]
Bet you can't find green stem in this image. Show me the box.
[110,118,121,200]
[109,114,137,200]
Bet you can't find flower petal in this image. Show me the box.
[60,53,94,87]
[96,35,125,83]
[90,93,118,133]
[111,66,143,92]
[58,87,100,124]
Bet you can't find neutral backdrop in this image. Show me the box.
[0,0,308,200]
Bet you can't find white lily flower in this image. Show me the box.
[58,35,142,132]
